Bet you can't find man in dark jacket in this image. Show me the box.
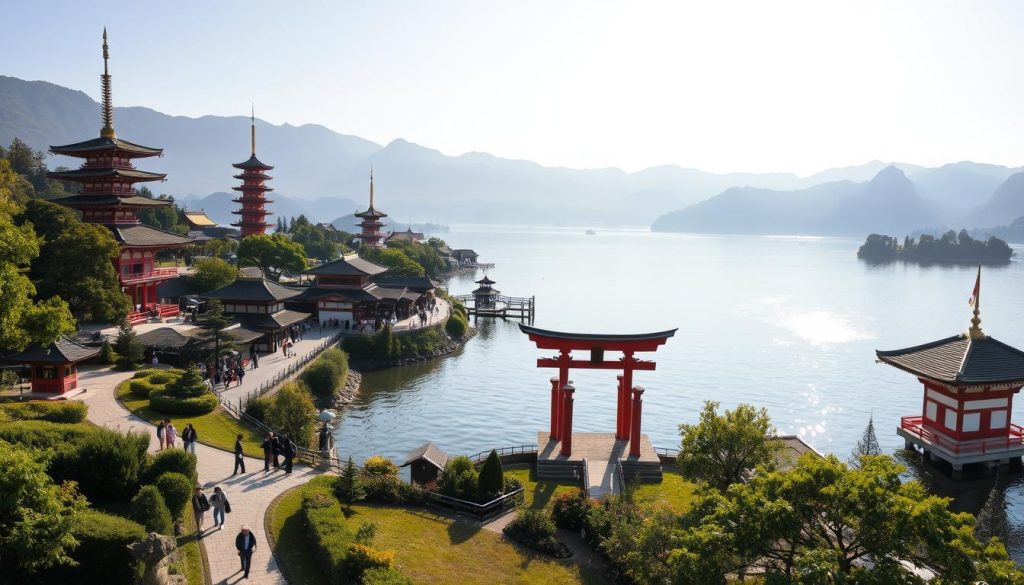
[271,434,281,469]
[233,434,245,475]
[235,525,257,579]
[282,435,296,474]
[260,432,275,472]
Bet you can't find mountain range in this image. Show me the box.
[2,74,1022,231]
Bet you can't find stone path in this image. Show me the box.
[75,364,327,585]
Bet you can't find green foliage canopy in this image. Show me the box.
[189,257,236,293]
[237,233,306,281]
[677,400,782,491]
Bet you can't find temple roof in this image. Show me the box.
[136,327,200,349]
[239,310,310,330]
[50,136,162,158]
[355,205,388,219]
[305,254,387,277]
[112,224,193,248]
[183,211,217,228]
[876,334,1024,385]
[290,284,383,303]
[472,286,500,296]
[375,275,437,293]
[400,442,449,468]
[203,278,303,303]
[232,154,274,171]
[475,276,496,285]
[47,167,166,182]
[4,338,99,364]
[49,194,173,208]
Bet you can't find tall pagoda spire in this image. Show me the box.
[968,265,985,339]
[250,103,256,156]
[354,167,387,247]
[369,166,375,209]
[100,28,115,139]
[231,109,274,237]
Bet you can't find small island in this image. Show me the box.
[857,230,1013,265]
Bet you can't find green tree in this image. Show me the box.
[98,339,116,364]
[115,323,144,370]
[0,439,87,574]
[237,233,306,281]
[337,457,366,511]
[129,485,173,535]
[292,224,339,262]
[361,247,425,277]
[189,257,236,293]
[477,449,505,501]
[267,382,317,447]
[165,366,209,398]
[850,413,882,466]
[192,300,237,361]
[677,401,781,491]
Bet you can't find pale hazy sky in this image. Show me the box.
[5,1,1024,175]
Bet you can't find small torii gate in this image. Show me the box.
[520,324,677,458]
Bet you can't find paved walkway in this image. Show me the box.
[217,327,336,407]
[75,364,327,585]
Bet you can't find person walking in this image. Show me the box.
[210,486,230,530]
[260,432,275,472]
[181,423,197,454]
[271,433,282,469]
[235,525,257,579]
[233,434,246,475]
[156,420,166,451]
[165,420,177,449]
[192,486,210,536]
[282,434,296,474]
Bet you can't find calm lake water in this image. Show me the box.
[335,225,1024,557]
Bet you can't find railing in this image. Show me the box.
[126,311,149,325]
[614,459,625,495]
[121,267,179,285]
[900,416,1024,455]
[426,488,524,521]
[654,447,680,457]
[225,332,344,410]
[580,457,590,492]
[466,444,538,463]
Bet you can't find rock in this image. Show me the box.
[127,532,177,585]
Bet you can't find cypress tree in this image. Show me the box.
[850,413,882,466]
[477,449,504,501]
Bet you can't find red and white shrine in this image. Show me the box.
[877,273,1024,476]
[4,339,99,396]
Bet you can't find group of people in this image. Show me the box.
[192,485,257,579]
[259,432,297,474]
[155,420,199,453]
[194,355,249,389]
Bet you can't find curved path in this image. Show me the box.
[75,365,326,584]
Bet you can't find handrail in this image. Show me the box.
[466,444,538,463]
[901,416,1024,455]
[654,446,680,457]
[427,487,523,520]
[121,267,179,285]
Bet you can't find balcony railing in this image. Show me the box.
[900,416,1024,455]
[120,267,179,285]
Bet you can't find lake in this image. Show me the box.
[334,225,1024,556]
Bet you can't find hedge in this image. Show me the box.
[154,471,193,520]
[0,420,95,450]
[0,400,88,423]
[129,378,160,398]
[33,510,147,585]
[445,312,467,338]
[244,395,272,422]
[502,508,571,558]
[70,428,150,502]
[143,449,198,485]
[149,390,218,415]
[302,479,355,585]
[131,484,173,534]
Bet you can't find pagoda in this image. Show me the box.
[877,269,1024,477]
[472,276,500,309]
[231,109,274,237]
[355,169,387,247]
[47,30,190,323]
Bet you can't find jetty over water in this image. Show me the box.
[454,275,535,322]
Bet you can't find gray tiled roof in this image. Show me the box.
[49,136,162,157]
[401,442,449,468]
[113,224,193,247]
[239,310,311,330]
[203,279,302,302]
[4,338,99,364]
[876,334,1024,385]
[305,255,387,277]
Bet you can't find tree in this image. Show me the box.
[0,439,87,574]
[115,323,144,370]
[165,366,209,398]
[361,247,425,277]
[267,382,317,447]
[477,449,505,501]
[17,199,129,323]
[192,300,237,361]
[189,257,236,293]
[337,457,366,511]
[677,401,782,491]
[236,233,306,281]
[129,485,173,535]
[292,224,339,262]
[0,160,76,350]
[849,413,882,466]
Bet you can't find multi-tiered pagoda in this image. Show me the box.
[231,111,274,237]
[47,30,190,324]
[355,170,387,247]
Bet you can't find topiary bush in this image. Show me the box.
[149,390,217,415]
[438,455,479,501]
[164,366,208,398]
[146,371,179,386]
[130,485,173,534]
[362,455,399,478]
[302,481,356,585]
[143,449,198,485]
[153,472,193,520]
[71,428,150,502]
[129,378,159,398]
[341,544,395,581]
[551,488,592,531]
[445,312,467,338]
[133,369,159,379]
[477,449,504,501]
[502,508,570,558]
[0,400,87,423]
[301,354,343,400]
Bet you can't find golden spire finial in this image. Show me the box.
[968,265,986,339]
[369,166,375,209]
[250,103,256,156]
[100,28,115,139]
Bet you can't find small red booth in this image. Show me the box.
[5,338,99,395]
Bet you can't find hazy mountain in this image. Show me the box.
[651,166,943,236]
[908,162,1018,218]
[961,172,1024,228]
[176,192,360,227]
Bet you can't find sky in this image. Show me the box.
[5,1,1024,175]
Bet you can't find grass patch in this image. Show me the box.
[116,379,264,458]
[506,466,579,509]
[172,499,205,585]
[267,486,328,585]
[631,469,696,513]
[350,503,609,585]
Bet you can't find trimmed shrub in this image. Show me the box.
[244,395,272,423]
[0,401,87,424]
[131,485,173,534]
[146,371,179,386]
[445,312,467,338]
[35,509,147,585]
[302,482,355,585]
[301,354,343,400]
[164,366,208,398]
[99,339,116,365]
[0,420,94,450]
[477,449,504,501]
[72,428,150,502]
[341,544,395,580]
[143,449,198,485]
[362,476,405,504]
[149,390,217,415]
[133,369,159,379]
[266,382,317,447]
[551,488,591,531]
[154,472,193,520]
[362,455,399,478]
[129,378,159,398]
[502,508,570,558]
[438,455,478,501]
[362,567,413,585]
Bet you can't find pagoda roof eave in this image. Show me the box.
[232,155,274,171]
[50,136,163,157]
[519,323,678,352]
[233,173,272,181]
[49,195,174,208]
[876,334,1024,386]
[355,207,388,219]
[47,168,166,182]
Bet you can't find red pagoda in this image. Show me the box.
[231,110,274,237]
[877,269,1024,477]
[355,169,387,247]
[47,30,190,324]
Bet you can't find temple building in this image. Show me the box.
[877,273,1024,477]
[201,276,310,353]
[231,111,274,237]
[471,276,500,309]
[47,30,191,324]
[355,170,387,248]
[4,338,99,396]
[386,227,424,245]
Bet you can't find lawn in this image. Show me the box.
[506,465,580,509]
[631,469,696,513]
[116,379,265,458]
[266,487,328,585]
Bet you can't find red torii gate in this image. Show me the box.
[520,324,677,458]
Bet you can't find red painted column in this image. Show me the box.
[615,375,626,439]
[549,377,561,440]
[560,384,575,457]
[556,350,570,443]
[621,353,635,440]
[629,386,644,458]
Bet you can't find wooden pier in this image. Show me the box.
[454,293,535,323]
